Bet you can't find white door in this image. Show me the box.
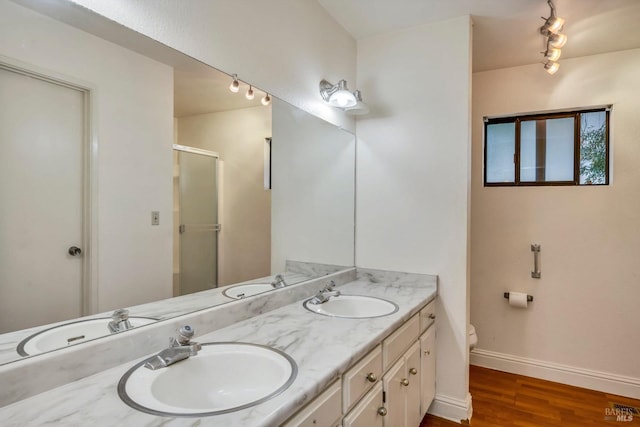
[0,65,86,333]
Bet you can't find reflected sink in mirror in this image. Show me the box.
[303,295,399,319]
[118,342,297,417]
[17,317,157,356]
[222,283,274,299]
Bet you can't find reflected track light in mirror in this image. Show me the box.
[261,93,271,106]
[229,74,240,93]
[246,85,254,100]
[319,79,357,108]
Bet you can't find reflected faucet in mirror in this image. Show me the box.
[271,274,287,288]
[108,309,133,333]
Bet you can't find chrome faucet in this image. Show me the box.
[143,325,202,370]
[271,274,287,288]
[309,281,340,304]
[108,308,133,333]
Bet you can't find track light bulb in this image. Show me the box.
[542,16,565,34]
[545,47,562,61]
[229,74,239,93]
[246,85,254,100]
[544,61,560,75]
[261,93,271,106]
[549,33,567,48]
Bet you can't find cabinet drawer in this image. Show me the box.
[282,380,342,427]
[343,382,384,427]
[382,314,419,370]
[419,300,436,333]
[343,345,382,412]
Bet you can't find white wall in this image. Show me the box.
[471,49,640,398]
[66,0,357,132]
[0,2,174,312]
[271,99,356,272]
[177,106,272,286]
[356,17,473,421]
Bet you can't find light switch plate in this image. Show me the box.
[151,211,160,226]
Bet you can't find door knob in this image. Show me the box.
[68,246,82,256]
[401,378,410,387]
[377,406,387,416]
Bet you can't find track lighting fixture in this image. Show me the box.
[544,61,560,75]
[319,79,357,108]
[548,33,567,49]
[246,85,254,100]
[544,46,562,62]
[539,0,566,74]
[229,74,240,93]
[261,93,271,106]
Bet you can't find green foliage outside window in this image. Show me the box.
[579,123,607,185]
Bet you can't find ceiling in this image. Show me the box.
[317,0,640,72]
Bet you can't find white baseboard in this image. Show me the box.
[470,348,640,399]
[428,392,473,423]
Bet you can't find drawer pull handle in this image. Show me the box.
[401,378,410,386]
[377,406,388,416]
[428,313,436,320]
[424,349,431,356]
[366,372,377,383]
[409,367,418,375]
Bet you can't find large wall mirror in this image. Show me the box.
[0,0,355,365]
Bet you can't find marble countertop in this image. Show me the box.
[0,269,436,427]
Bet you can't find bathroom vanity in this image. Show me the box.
[0,268,437,426]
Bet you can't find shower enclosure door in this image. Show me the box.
[174,145,219,296]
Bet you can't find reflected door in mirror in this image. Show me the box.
[0,65,86,333]
[174,147,219,295]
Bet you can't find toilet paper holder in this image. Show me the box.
[503,292,534,302]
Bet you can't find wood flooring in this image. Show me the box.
[419,365,640,426]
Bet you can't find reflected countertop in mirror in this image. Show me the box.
[0,261,349,365]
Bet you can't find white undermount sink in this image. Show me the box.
[17,316,156,356]
[118,342,297,417]
[223,283,274,299]
[303,295,399,318]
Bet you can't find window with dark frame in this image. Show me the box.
[484,107,610,186]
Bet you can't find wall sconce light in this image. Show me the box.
[229,74,240,93]
[246,85,255,100]
[344,90,370,116]
[319,79,357,108]
[539,0,566,74]
[261,93,271,106]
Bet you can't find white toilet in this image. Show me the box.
[469,324,478,350]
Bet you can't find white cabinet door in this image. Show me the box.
[343,382,385,427]
[382,357,407,427]
[405,342,421,427]
[420,327,436,416]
